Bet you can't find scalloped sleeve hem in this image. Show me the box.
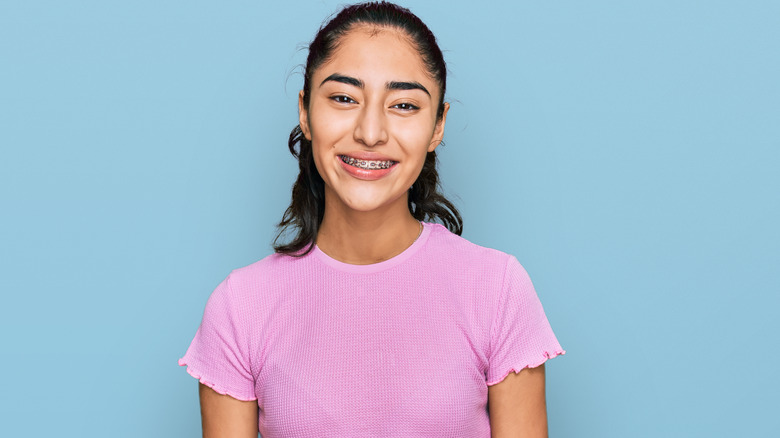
[486,349,566,386]
[178,358,258,402]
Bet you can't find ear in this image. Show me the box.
[428,102,449,152]
[298,90,311,140]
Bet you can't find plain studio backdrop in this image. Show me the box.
[1,1,778,436]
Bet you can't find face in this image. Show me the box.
[299,26,449,216]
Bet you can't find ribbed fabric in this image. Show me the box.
[179,222,564,437]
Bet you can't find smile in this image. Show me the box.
[339,155,397,170]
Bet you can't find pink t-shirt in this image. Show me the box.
[179,222,564,436]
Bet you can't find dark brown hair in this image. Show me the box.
[274,1,463,255]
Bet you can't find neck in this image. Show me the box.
[316,202,422,265]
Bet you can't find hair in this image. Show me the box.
[274,1,463,256]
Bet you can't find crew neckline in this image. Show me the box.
[312,221,433,274]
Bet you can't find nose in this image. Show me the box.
[353,101,388,147]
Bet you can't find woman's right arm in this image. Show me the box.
[199,383,259,438]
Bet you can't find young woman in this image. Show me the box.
[180,2,564,436]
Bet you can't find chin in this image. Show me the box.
[341,198,392,213]
[334,190,408,214]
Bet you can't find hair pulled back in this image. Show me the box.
[274,1,463,256]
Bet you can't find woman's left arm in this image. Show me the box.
[488,364,548,438]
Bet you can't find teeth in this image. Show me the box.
[340,156,395,170]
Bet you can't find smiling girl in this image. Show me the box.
[180,2,564,437]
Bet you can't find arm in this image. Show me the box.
[488,364,548,438]
[199,383,259,438]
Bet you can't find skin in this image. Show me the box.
[199,384,258,438]
[488,365,549,437]
[199,25,549,437]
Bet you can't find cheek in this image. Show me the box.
[392,118,436,150]
[309,104,354,144]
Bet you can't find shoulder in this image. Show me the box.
[229,252,298,281]
[420,223,532,303]
[214,251,313,304]
[425,222,519,275]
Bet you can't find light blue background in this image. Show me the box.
[1,1,778,436]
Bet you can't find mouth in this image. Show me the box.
[338,155,397,170]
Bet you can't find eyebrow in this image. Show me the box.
[320,73,431,97]
[387,80,430,97]
[321,73,363,88]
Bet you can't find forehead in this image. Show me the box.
[313,26,439,95]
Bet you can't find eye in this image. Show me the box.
[392,102,419,111]
[331,95,356,104]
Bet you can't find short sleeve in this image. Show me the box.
[178,274,257,401]
[486,256,565,386]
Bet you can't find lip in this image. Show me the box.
[337,153,398,181]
